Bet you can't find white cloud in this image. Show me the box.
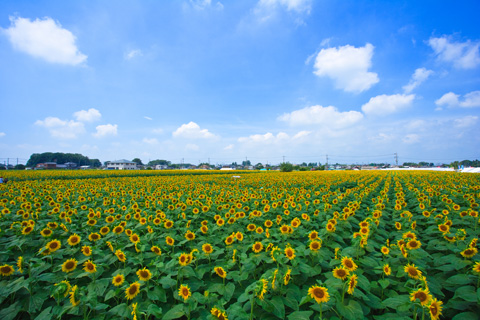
[144,116,153,120]
[0,132,5,137]
[189,0,223,10]
[172,121,217,139]
[403,68,434,93]
[186,143,200,151]
[257,0,312,13]
[402,133,420,144]
[435,91,480,108]
[238,132,289,144]
[454,115,478,128]
[125,49,142,60]
[152,128,164,134]
[313,43,379,93]
[35,116,85,139]
[142,138,159,144]
[93,124,117,138]
[73,108,101,122]
[428,36,480,69]
[361,94,415,116]
[3,16,87,65]
[224,144,234,150]
[292,130,311,139]
[278,105,363,128]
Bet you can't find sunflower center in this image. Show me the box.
[415,292,427,302]
[66,261,75,269]
[129,286,137,294]
[345,260,353,268]
[430,305,438,316]
[313,288,324,298]
[408,268,418,276]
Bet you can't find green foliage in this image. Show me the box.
[280,162,293,172]
[26,152,101,168]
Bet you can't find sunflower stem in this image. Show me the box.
[249,294,255,320]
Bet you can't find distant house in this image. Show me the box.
[155,164,168,170]
[106,160,137,170]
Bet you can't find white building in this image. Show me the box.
[106,159,137,170]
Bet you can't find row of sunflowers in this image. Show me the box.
[0,170,479,319]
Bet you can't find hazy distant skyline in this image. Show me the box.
[1,0,479,165]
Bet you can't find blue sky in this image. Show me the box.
[1,0,479,166]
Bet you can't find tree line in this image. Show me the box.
[26,153,101,168]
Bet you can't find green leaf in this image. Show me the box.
[160,275,177,289]
[287,311,313,320]
[147,304,163,318]
[29,293,46,314]
[452,312,479,320]
[162,304,185,320]
[336,300,364,320]
[108,303,130,318]
[33,306,52,320]
[382,295,410,309]
[454,286,478,302]
[104,289,117,302]
[227,303,249,320]
[378,279,390,289]
[270,296,285,319]
[0,302,21,320]
[446,274,473,286]
[224,282,235,303]
[147,285,167,302]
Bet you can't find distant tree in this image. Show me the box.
[280,162,293,172]
[242,160,251,166]
[255,163,264,170]
[132,158,143,165]
[14,164,26,170]
[26,152,100,168]
[148,159,171,166]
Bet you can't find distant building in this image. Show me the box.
[106,160,137,170]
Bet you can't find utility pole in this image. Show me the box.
[283,156,285,163]
[394,152,398,167]
[326,154,329,169]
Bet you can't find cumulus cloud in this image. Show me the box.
[125,49,142,60]
[257,0,312,13]
[428,36,480,69]
[93,124,117,138]
[435,91,480,108]
[361,94,415,116]
[144,116,153,120]
[238,132,289,144]
[0,132,5,137]
[313,43,379,93]
[224,144,234,150]
[35,117,85,139]
[278,105,363,128]
[152,128,164,134]
[186,143,200,151]
[403,68,434,93]
[189,0,224,10]
[172,121,217,139]
[3,16,87,65]
[143,138,159,144]
[402,133,420,144]
[73,108,101,122]
[454,115,478,128]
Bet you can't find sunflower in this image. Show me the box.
[112,274,125,287]
[256,279,268,300]
[54,280,71,298]
[151,246,162,256]
[115,249,126,262]
[381,246,390,255]
[460,247,478,258]
[225,236,234,246]
[136,267,152,281]
[333,266,350,280]
[472,261,480,274]
[130,233,140,244]
[217,218,225,227]
[308,285,330,304]
[308,230,319,240]
[252,242,263,253]
[178,284,191,301]
[112,225,124,234]
[166,236,175,246]
[82,245,92,257]
[0,264,14,276]
[69,285,80,306]
[406,239,421,250]
[326,222,336,232]
[125,282,141,300]
[16,256,23,273]
[428,298,443,320]
[214,266,227,279]
[179,253,190,266]
[21,225,34,235]
[284,247,296,260]
[280,224,290,234]
[309,240,322,252]
[88,233,101,242]
[347,274,358,294]
[341,256,358,271]
[202,243,213,255]
[62,258,78,273]
[40,228,53,238]
[410,288,432,306]
[284,268,291,285]
[235,232,244,241]
[67,234,81,246]
[46,239,61,253]
[100,226,110,236]
[383,264,391,276]
[404,263,422,279]
[185,231,195,241]
[83,260,97,273]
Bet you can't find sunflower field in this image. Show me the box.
[0,170,479,320]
